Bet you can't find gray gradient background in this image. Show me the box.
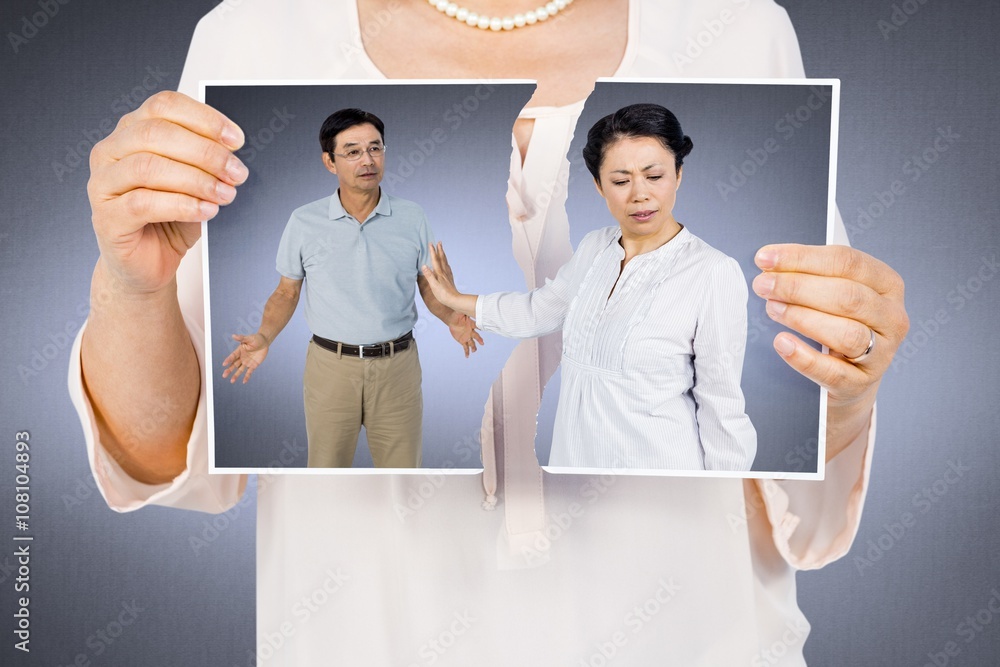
[207,81,830,473]
[205,83,530,469]
[1,1,998,665]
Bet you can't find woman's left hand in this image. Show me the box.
[752,244,909,454]
[422,242,462,310]
[421,241,480,318]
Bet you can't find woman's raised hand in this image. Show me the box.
[421,241,464,311]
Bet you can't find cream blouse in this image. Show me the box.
[68,1,874,664]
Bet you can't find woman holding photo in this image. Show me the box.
[72,0,909,663]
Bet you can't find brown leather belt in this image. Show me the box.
[311,331,413,358]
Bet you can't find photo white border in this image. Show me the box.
[200,77,839,480]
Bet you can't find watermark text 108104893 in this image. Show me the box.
[11,431,33,653]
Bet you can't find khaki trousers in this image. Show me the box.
[303,339,422,468]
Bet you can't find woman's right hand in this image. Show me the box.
[87,91,247,294]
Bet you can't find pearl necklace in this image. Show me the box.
[427,0,574,31]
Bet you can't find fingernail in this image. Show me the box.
[775,335,796,356]
[222,124,244,149]
[226,156,249,182]
[765,300,787,317]
[756,248,777,269]
[215,181,237,203]
[753,274,775,297]
[199,201,219,219]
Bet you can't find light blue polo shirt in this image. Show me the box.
[276,189,432,345]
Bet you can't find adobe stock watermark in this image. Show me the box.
[671,0,751,72]
[877,0,936,40]
[391,469,453,522]
[19,257,205,386]
[54,600,145,667]
[6,0,72,54]
[518,148,573,221]
[715,86,831,201]
[726,477,785,532]
[392,425,491,523]
[209,0,415,74]
[235,107,296,164]
[227,300,267,339]
[852,458,971,576]
[847,126,959,239]
[237,566,351,667]
[342,0,404,62]
[405,610,477,667]
[919,587,1000,667]
[382,83,498,189]
[520,462,625,566]
[188,438,307,555]
[784,436,819,472]
[51,66,173,182]
[750,617,811,666]
[890,253,997,371]
[578,577,682,667]
[16,299,89,385]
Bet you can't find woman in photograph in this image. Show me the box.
[421,102,757,471]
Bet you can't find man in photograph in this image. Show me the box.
[221,108,482,468]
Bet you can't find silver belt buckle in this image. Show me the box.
[358,344,365,359]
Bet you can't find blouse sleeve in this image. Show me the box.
[475,229,601,339]
[68,314,248,513]
[768,3,807,78]
[758,410,875,570]
[691,256,758,471]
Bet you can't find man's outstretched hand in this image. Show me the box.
[222,333,270,384]
[447,313,484,358]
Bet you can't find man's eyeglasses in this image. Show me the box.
[329,145,387,161]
